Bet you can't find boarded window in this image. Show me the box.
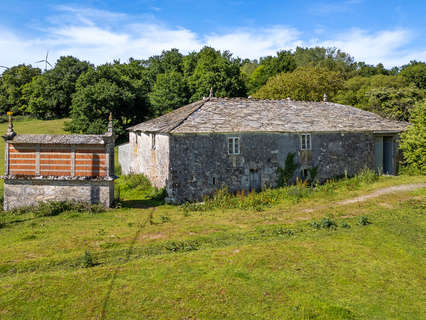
[228,137,240,155]
[300,134,311,150]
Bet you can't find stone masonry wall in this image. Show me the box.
[3,178,114,210]
[167,132,388,203]
[127,132,169,188]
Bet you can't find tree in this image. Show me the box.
[148,71,189,116]
[22,56,92,119]
[334,74,406,109]
[186,47,247,101]
[293,47,356,75]
[143,49,184,88]
[400,100,426,173]
[0,64,41,114]
[400,61,426,89]
[365,86,424,121]
[253,66,344,101]
[66,62,150,138]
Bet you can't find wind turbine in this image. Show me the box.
[34,51,53,71]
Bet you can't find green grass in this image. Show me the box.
[0,119,425,319]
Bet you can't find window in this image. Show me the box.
[228,137,240,155]
[151,133,156,150]
[300,134,311,150]
[212,177,216,185]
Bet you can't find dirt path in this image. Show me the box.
[302,183,426,213]
[337,183,426,205]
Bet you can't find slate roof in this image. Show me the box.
[128,97,408,134]
[9,134,108,144]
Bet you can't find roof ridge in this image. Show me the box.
[167,97,210,132]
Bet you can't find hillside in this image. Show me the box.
[0,168,425,319]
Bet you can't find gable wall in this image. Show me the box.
[128,131,170,188]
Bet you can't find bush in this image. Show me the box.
[358,216,371,226]
[82,250,95,268]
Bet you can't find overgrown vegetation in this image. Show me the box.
[182,169,379,213]
[8,200,105,217]
[276,152,298,187]
[114,173,167,205]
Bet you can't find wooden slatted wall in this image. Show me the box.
[8,143,107,177]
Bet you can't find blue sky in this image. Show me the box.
[0,0,425,69]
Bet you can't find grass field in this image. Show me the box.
[0,119,425,319]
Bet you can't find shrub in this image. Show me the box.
[115,173,167,203]
[320,217,337,230]
[277,153,298,187]
[358,216,371,226]
[81,250,95,268]
[9,200,105,217]
[341,222,351,229]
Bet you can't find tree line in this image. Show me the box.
[0,46,424,172]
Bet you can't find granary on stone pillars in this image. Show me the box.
[119,97,409,204]
[2,113,116,210]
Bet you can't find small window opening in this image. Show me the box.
[300,134,311,150]
[151,133,156,150]
[228,137,240,155]
[212,177,216,185]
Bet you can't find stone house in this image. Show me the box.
[2,114,116,210]
[118,97,408,203]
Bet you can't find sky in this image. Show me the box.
[0,0,425,70]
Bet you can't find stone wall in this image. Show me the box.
[3,178,114,210]
[126,132,170,188]
[118,143,131,174]
[313,132,376,180]
[167,133,298,202]
[166,132,395,203]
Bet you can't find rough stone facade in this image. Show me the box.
[2,114,116,210]
[3,178,114,210]
[121,98,407,203]
[166,132,388,202]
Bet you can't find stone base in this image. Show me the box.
[3,178,114,210]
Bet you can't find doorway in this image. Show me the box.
[249,169,261,192]
[375,136,394,174]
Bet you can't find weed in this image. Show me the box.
[0,213,5,229]
[341,222,351,229]
[164,240,200,252]
[358,216,371,226]
[82,250,95,268]
[9,201,105,217]
[160,215,170,223]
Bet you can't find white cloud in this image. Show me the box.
[0,6,424,70]
[206,26,303,59]
[315,28,425,67]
